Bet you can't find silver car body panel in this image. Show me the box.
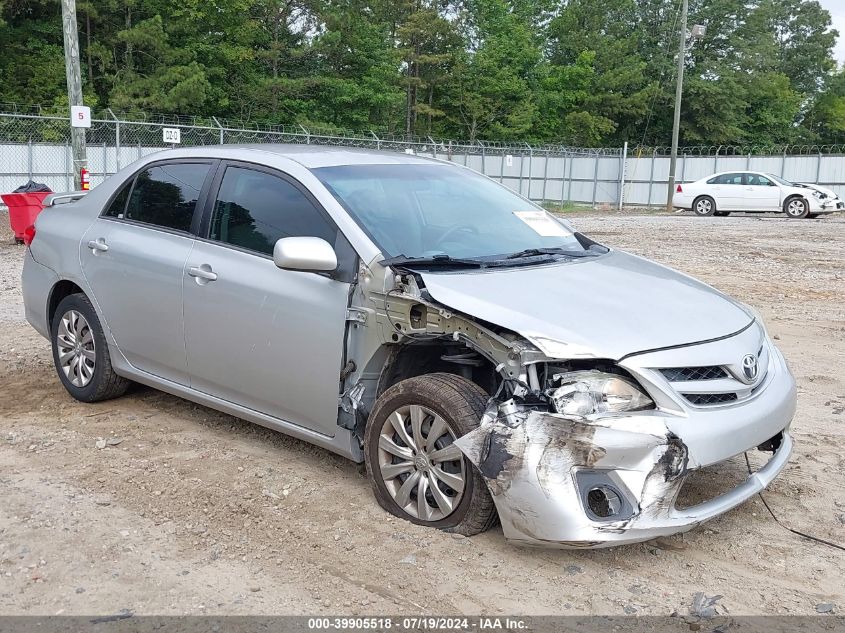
[22,145,797,548]
[417,251,753,361]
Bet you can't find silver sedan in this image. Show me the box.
[22,145,796,548]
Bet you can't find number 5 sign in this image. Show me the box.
[70,105,91,128]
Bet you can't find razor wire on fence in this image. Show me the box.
[2,106,845,207]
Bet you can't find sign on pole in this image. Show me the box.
[163,128,182,144]
[70,105,91,128]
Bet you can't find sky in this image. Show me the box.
[819,0,845,65]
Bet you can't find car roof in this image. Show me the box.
[139,144,446,169]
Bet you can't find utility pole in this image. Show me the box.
[666,0,688,213]
[61,0,87,190]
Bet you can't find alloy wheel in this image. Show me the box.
[56,309,96,387]
[786,199,806,217]
[695,199,712,215]
[377,404,466,521]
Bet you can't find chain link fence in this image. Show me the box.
[0,109,625,207]
[2,106,845,208]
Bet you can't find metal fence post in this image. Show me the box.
[428,136,437,160]
[816,151,823,184]
[370,131,380,150]
[526,144,533,199]
[647,149,656,206]
[780,149,787,178]
[64,138,70,190]
[566,152,573,202]
[299,124,310,144]
[541,150,549,202]
[28,137,34,180]
[479,142,486,176]
[108,108,121,171]
[681,153,687,183]
[618,142,628,210]
[591,152,600,206]
[213,116,224,145]
[102,142,107,181]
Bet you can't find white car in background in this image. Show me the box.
[672,171,844,219]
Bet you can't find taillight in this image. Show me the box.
[676,184,683,193]
[23,224,36,246]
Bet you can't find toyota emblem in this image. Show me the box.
[741,354,759,383]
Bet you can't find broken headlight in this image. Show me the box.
[547,370,653,416]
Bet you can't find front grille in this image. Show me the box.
[660,366,727,382]
[682,393,738,406]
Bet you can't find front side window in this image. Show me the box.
[314,164,594,261]
[209,166,337,256]
[122,163,210,232]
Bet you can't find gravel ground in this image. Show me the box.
[0,210,843,617]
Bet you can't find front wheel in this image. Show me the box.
[51,293,131,402]
[784,197,809,219]
[693,196,716,216]
[364,373,497,535]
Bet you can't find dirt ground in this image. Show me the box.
[0,210,843,617]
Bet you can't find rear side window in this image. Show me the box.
[209,166,337,256]
[708,173,744,185]
[119,163,210,232]
[103,181,131,218]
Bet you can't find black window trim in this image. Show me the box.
[196,160,357,281]
[99,159,220,237]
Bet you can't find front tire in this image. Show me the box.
[51,293,130,402]
[693,196,716,216]
[364,373,497,536]
[784,196,809,219]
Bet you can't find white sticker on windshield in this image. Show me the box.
[513,211,571,237]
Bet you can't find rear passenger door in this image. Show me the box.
[80,161,214,385]
[708,173,745,210]
[182,162,353,436]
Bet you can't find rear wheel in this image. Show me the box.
[51,293,130,402]
[364,373,497,536]
[693,196,716,217]
[784,197,809,219]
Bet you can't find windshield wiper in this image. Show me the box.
[503,247,594,260]
[380,254,485,269]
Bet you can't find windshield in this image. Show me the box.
[767,173,794,186]
[314,164,594,261]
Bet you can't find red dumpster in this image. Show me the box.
[1,192,52,244]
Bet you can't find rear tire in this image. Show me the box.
[693,196,716,217]
[784,196,809,219]
[51,293,130,403]
[364,373,497,536]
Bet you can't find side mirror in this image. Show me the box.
[273,236,338,272]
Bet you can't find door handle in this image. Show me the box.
[188,266,218,282]
[87,239,109,253]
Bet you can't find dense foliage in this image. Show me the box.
[0,0,842,145]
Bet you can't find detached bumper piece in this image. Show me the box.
[454,403,792,548]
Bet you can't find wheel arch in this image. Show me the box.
[47,279,86,329]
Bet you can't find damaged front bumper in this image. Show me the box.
[453,350,797,548]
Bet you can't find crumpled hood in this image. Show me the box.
[795,182,838,198]
[418,250,753,360]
